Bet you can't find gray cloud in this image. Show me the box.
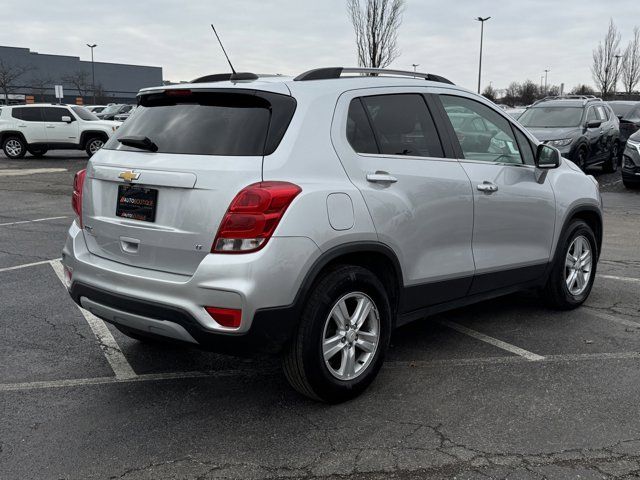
[1,0,638,91]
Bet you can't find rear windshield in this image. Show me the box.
[104,90,296,156]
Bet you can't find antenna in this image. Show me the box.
[211,24,237,75]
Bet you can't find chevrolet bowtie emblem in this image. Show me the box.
[118,170,140,182]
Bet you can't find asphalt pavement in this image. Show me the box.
[1,151,639,480]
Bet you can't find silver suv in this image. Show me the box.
[62,67,603,402]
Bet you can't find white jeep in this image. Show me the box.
[0,104,120,158]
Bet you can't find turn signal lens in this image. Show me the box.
[205,306,242,329]
[213,181,301,253]
[72,169,87,228]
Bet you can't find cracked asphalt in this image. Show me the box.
[1,152,639,480]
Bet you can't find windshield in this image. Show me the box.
[519,106,584,128]
[100,104,122,115]
[71,106,99,121]
[104,90,296,156]
[609,103,636,118]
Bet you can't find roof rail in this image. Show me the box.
[191,72,259,83]
[533,95,602,106]
[294,67,455,85]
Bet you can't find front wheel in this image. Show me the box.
[574,146,588,171]
[282,265,391,403]
[85,137,105,157]
[542,220,598,309]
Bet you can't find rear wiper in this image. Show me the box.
[118,135,158,152]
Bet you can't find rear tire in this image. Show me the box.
[85,137,105,157]
[623,178,640,189]
[2,136,26,159]
[542,220,598,310]
[602,142,619,173]
[282,265,391,403]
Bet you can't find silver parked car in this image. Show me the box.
[62,67,603,402]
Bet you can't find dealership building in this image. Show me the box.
[0,45,163,104]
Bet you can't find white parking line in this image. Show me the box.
[0,258,59,273]
[0,215,68,227]
[439,320,546,361]
[0,168,67,176]
[49,260,137,380]
[599,274,640,284]
[584,307,640,329]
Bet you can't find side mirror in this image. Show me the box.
[61,116,72,123]
[586,120,602,129]
[535,144,561,169]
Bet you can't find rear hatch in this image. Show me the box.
[82,86,296,276]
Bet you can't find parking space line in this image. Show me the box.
[0,215,68,227]
[584,307,640,329]
[0,167,67,177]
[439,320,545,361]
[0,258,59,273]
[50,260,137,380]
[598,274,640,284]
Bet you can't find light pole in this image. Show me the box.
[614,54,622,96]
[544,68,550,95]
[86,44,97,104]
[412,63,419,78]
[475,16,491,94]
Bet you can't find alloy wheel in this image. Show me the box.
[5,139,22,157]
[322,292,380,381]
[89,139,104,154]
[565,235,593,296]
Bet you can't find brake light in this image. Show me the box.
[213,181,301,253]
[165,89,192,96]
[72,169,86,228]
[205,307,242,329]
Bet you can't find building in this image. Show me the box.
[0,45,163,104]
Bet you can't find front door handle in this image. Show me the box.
[366,171,398,184]
[46,124,55,128]
[477,181,498,193]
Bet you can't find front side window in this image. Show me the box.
[595,105,608,120]
[361,94,444,158]
[441,95,523,164]
[42,107,72,122]
[586,108,597,122]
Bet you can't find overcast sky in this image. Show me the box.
[1,0,638,92]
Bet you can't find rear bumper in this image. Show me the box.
[61,221,321,353]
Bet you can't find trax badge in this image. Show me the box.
[118,170,140,182]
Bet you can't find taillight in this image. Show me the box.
[72,169,86,228]
[213,181,301,253]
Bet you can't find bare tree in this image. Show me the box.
[0,58,32,104]
[347,0,405,68]
[621,26,640,94]
[30,73,54,102]
[62,70,90,98]
[591,19,621,98]
[571,84,596,95]
[482,84,497,102]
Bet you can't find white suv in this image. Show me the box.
[61,68,602,402]
[0,104,120,158]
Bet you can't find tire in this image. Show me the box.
[542,220,598,310]
[27,147,48,158]
[2,136,26,159]
[602,142,619,173]
[282,265,392,403]
[85,137,105,157]
[623,178,640,190]
[574,146,588,171]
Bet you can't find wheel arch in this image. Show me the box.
[0,130,28,145]
[80,130,109,148]
[557,205,603,261]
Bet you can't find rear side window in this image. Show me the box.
[104,90,296,156]
[43,107,72,122]
[361,94,444,158]
[346,99,378,154]
[12,107,42,122]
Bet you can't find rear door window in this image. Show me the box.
[360,94,444,158]
[12,107,43,122]
[104,90,296,156]
[346,98,378,154]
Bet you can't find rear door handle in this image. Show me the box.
[46,124,55,128]
[477,181,498,193]
[366,171,398,184]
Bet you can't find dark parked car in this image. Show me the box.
[519,96,620,172]
[622,130,640,189]
[609,101,640,144]
[96,104,134,121]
